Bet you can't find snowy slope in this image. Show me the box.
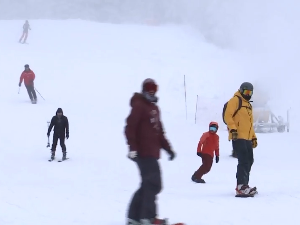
[0,20,299,225]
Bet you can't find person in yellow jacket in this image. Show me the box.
[224,82,258,197]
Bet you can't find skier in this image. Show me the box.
[19,20,31,44]
[223,82,258,197]
[47,108,69,161]
[19,64,37,104]
[191,121,219,183]
[124,78,176,225]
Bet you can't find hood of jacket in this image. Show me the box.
[56,108,63,115]
[129,92,159,107]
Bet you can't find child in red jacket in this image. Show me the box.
[191,122,219,183]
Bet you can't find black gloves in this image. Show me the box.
[18,83,21,87]
[197,152,202,157]
[230,129,238,140]
[66,133,69,139]
[47,132,50,137]
[167,149,175,161]
[216,156,219,163]
[252,138,257,148]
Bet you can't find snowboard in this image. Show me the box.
[235,189,258,198]
[235,194,255,198]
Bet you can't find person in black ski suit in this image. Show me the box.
[47,108,69,160]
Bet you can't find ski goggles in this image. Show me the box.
[144,82,158,92]
[242,89,253,96]
[209,126,218,132]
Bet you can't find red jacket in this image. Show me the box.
[197,131,219,157]
[20,70,35,86]
[124,93,171,159]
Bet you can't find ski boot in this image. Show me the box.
[50,151,55,160]
[62,151,67,161]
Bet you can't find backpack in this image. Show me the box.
[222,95,242,125]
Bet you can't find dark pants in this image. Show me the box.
[25,85,37,100]
[128,158,162,221]
[232,139,254,185]
[193,154,213,179]
[51,134,66,152]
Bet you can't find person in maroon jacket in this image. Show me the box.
[19,64,37,104]
[124,78,176,225]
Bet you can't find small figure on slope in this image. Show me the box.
[191,122,219,183]
[19,20,31,44]
[124,78,176,225]
[19,64,37,104]
[223,82,258,197]
[47,108,69,161]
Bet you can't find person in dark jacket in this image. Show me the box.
[47,108,69,160]
[124,78,176,225]
[19,20,31,44]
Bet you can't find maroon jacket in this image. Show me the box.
[124,93,171,159]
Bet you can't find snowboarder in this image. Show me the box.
[124,78,176,225]
[223,82,258,197]
[19,20,31,44]
[19,64,37,104]
[191,121,219,183]
[47,108,69,161]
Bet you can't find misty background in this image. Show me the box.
[1,0,299,109]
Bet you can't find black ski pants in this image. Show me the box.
[51,133,66,152]
[25,85,37,100]
[128,157,162,221]
[232,139,254,185]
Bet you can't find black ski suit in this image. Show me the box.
[47,108,69,153]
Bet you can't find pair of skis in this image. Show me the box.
[46,127,69,162]
[48,158,69,162]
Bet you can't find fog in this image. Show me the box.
[1,0,299,107]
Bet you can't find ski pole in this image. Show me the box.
[35,88,45,100]
[18,87,20,94]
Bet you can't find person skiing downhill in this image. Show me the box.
[47,108,69,161]
[191,121,219,183]
[19,64,37,104]
[19,20,31,44]
[124,78,176,225]
[224,82,258,197]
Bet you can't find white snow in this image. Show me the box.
[0,19,299,225]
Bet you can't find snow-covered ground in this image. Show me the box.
[0,20,298,225]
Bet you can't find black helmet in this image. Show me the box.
[239,82,253,100]
[239,82,253,92]
[24,64,29,68]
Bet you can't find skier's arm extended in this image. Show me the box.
[125,102,142,151]
[47,117,55,134]
[159,121,171,151]
[65,117,69,136]
[224,97,239,131]
[197,133,208,153]
[19,73,24,85]
[215,135,220,156]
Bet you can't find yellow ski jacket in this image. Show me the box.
[224,91,256,141]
